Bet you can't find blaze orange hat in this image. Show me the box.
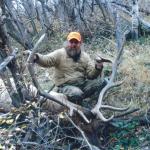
[67,32,81,42]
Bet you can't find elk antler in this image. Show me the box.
[91,33,131,122]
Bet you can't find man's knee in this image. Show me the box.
[83,78,107,98]
[58,85,84,104]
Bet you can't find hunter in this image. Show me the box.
[34,32,108,105]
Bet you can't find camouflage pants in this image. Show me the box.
[57,77,107,105]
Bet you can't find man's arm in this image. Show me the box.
[34,50,60,68]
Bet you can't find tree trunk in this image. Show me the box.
[4,0,33,49]
[0,3,28,107]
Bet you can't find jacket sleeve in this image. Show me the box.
[35,50,60,68]
[85,53,103,79]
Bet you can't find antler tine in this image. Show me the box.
[101,104,130,111]
[68,103,90,123]
[101,99,132,111]
[77,110,90,123]
[91,30,130,121]
[91,108,114,122]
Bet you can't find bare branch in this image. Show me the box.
[0,48,18,72]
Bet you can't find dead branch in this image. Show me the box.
[0,48,18,72]
[111,1,150,16]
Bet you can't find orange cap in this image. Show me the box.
[67,32,81,42]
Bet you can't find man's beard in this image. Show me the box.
[66,47,81,62]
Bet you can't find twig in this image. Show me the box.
[65,113,98,150]
[20,141,40,146]
[53,116,60,142]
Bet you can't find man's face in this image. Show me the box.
[66,39,81,61]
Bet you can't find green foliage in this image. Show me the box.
[111,120,139,129]
[108,119,150,150]
[109,120,140,149]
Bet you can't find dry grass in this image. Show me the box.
[109,39,150,113]
[84,35,150,115]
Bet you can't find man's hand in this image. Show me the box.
[23,50,32,56]
[95,54,112,71]
[23,50,38,63]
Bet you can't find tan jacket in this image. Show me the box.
[37,48,102,86]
